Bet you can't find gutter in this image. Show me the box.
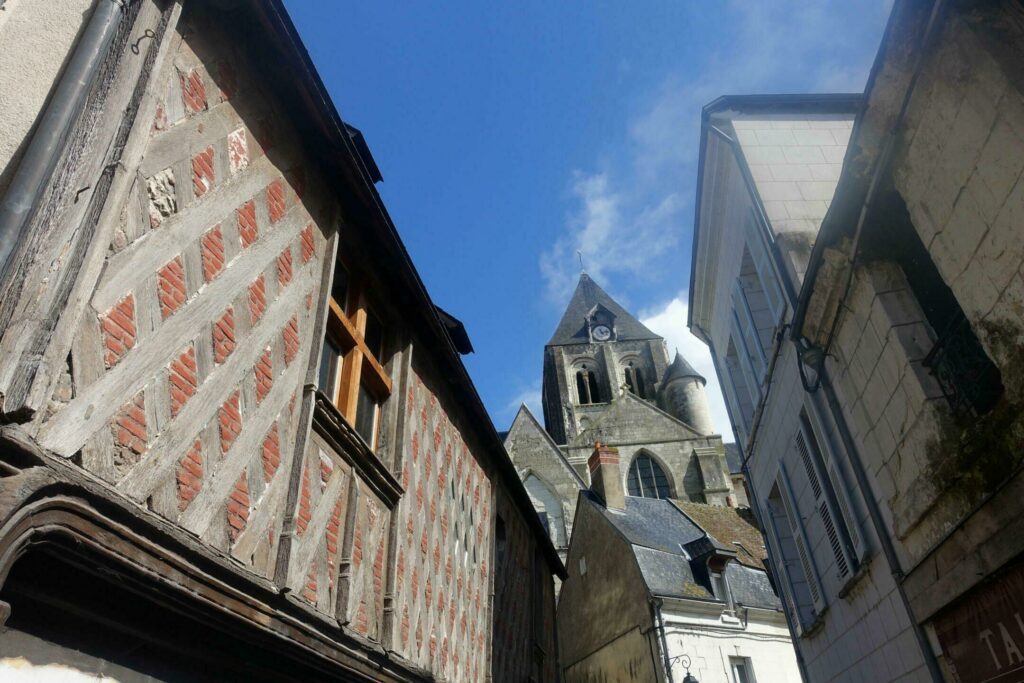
[788,0,945,348]
[0,0,130,289]
[651,597,676,683]
[817,365,944,682]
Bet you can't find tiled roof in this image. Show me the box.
[671,500,767,570]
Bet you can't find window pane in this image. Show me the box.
[629,455,671,500]
[733,660,750,683]
[319,337,341,396]
[355,383,378,447]
[653,463,670,498]
[364,308,384,359]
[626,464,641,497]
[639,458,657,497]
[332,263,349,313]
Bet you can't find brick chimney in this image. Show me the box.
[588,442,625,511]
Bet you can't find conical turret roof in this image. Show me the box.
[547,273,662,346]
[663,350,706,385]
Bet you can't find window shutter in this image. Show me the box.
[729,316,762,406]
[795,428,823,500]
[745,215,785,324]
[824,456,865,559]
[819,501,850,579]
[778,465,825,615]
[762,498,810,634]
[802,407,866,565]
[797,412,858,582]
[794,533,822,607]
[732,282,767,375]
[722,350,751,446]
[797,425,849,577]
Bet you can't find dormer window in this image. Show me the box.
[575,364,602,404]
[623,360,646,398]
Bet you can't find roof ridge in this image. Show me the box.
[508,404,587,488]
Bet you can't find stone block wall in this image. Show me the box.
[896,13,1024,358]
[826,261,952,566]
[747,342,929,683]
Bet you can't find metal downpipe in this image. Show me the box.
[0,0,127,288]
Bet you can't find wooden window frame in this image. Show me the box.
[323,265,392,450]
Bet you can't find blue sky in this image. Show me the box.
[283,0,893,435]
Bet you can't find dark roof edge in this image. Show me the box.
[434,305,474,355]
[261,0,565,578]
[702,93,864,117]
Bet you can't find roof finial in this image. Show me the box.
[577,250,585,273]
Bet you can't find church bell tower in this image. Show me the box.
[541,273,714,445]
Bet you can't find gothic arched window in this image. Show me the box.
[623,360,646,398]
[575,364,601,404]
[626,453,672,499]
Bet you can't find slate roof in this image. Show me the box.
[584,491,780,609]
[723,443,743,474]
[727,562,779,610]
[633,546,711,600]
[547,273,662,346]
[663,350,706,386]
[594,494,706,554]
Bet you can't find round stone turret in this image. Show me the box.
[661,351,714,435]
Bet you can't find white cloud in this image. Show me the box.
[531,0,891,434]
[641,294,734,441]
[540,173,680,304]
[502,380,542,428]
[541,1,890,303]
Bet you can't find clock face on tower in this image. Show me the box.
[592,324,611,341]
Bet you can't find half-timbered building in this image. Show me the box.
[0,1,563,680]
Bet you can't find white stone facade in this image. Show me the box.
[691,3,1024,682]
[660,601,801,683]
[690,97,935,682]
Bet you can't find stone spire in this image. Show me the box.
[547,273,661,347]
